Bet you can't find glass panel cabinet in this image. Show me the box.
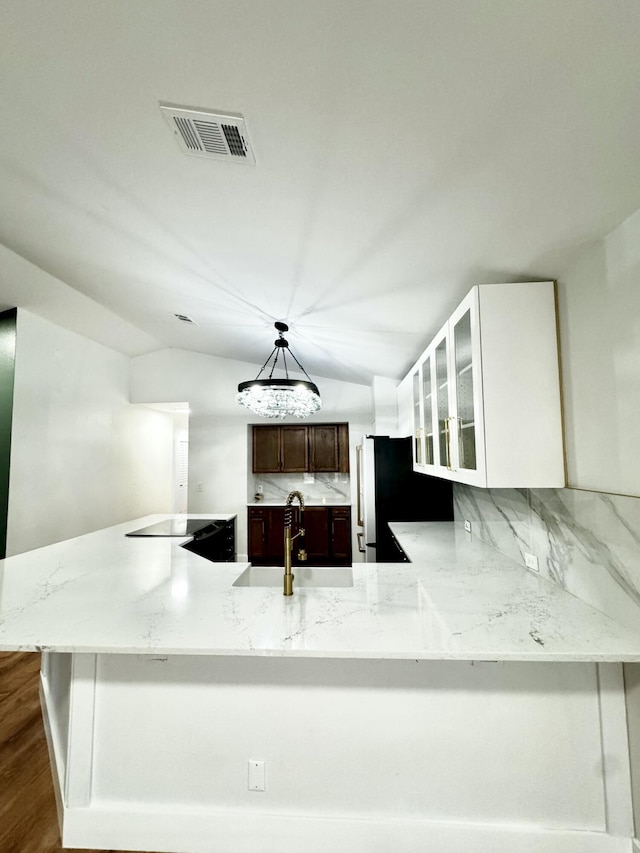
[410,289,484,484]
[403,281,564,489]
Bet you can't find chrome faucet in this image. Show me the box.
[283,490,306,596]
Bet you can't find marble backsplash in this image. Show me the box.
[251,472,351,504]
[453,484,640,632]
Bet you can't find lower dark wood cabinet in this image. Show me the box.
[330,507,352,563]
[248,506,352,566]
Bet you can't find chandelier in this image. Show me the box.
[236,322,322,419]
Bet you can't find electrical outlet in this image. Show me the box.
[197,482,204,492]
[464,520,472,533]
[524,552,539,572]
[248,760,266,791]
[256,484,263,494]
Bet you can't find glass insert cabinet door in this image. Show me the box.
[452,308,477,472]
[435,335,450,469]
[412,369,423,466]
[421,354,434,465]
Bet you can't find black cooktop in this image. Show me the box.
[125,519,219,537]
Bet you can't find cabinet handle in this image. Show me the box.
[356,445,363,527]
[458,418,463,468]
[444,417,452,470]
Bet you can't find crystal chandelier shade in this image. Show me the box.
[236,323,322,419]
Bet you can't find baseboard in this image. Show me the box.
[61,804,634,853]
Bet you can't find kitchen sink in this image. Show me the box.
[233,566,353,588]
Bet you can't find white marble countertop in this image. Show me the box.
[2,516,640,661]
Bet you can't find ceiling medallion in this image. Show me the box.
[236,322,321,420]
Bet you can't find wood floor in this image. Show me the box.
[0,651,158,853]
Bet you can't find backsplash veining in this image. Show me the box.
[252,473,350,504]
[453,484,640,632]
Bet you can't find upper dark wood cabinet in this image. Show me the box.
[309,425,339,472]
[252,423,349,473]
[280,426,308,472]
[252,426,281,473]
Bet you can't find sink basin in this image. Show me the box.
[233,566,353,588]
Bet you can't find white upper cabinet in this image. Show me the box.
[406,282,565,488]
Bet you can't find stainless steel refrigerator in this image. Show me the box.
[356,435,453,562]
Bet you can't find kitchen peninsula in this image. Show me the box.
[1,515,639,853]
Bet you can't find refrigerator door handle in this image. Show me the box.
[356,444,364,527]
[357,531,366,553]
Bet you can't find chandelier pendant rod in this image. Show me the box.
[268,347,284,380]
[286,347,314,382]
[281,348,290,380]
[255,346,278,381]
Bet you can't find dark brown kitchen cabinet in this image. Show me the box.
[330,507,352,562]
[309,424,350,473]
[280,426,308,471]
[252,426,281,473]
[302,506,331,562]
[252,423,349,473]
[248,506,288,561]
[247,506,352,566]
[252,425,308,473]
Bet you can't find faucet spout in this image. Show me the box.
[284,491,305,596]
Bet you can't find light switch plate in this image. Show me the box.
[248,759,266,791]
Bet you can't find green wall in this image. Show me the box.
[0,308,16,559]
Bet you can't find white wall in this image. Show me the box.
[131,348,373,560]
[557,205,640,496]
[371,375,400,435]
[6,311,174,556]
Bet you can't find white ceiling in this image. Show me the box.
[1,0,640,386]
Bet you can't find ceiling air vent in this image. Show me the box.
[160,104,256,165]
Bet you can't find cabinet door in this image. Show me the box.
[281,426,308,472]
[433,326,453,476]
[330,508,352,565]
[248,509,267,561]
[412,369,423,469]
[253,426,281,473]
[301,507,330,563]
[448,290,486,487]
[248,507,290,565]
[309,425,339,471]
[421,351,436,469]
[337,424,350,473]
[266,507,287,563]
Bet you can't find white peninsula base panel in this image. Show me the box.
[41,652,633,853]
